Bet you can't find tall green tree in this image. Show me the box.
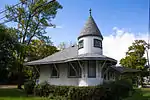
[0,25,19,82]
[26,39,59,61]
[24,39,59,81]
[5,0,62,88]
[120,40,147,70]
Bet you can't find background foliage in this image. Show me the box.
[120,40,147,70]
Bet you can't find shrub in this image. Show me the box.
[34,81,72,97]
[103,79,133,100]
[48,94,68,100]
[34,80,133,100]
[34,81,52,97]
[24,80,35,95]
[34,83,106,100]
[67,86,106,100]
[51,85,70,96]
[34,84,42,96]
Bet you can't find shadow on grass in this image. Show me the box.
[141,88,150,100]
[0,88,26,97]
[124,88,150,100]
[0,88,44,100]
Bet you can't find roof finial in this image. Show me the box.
[89,8,92,16]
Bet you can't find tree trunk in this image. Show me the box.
[17,84,22,89]
[17,72,24,89]
[17,64,23,89]
[17,47,25,89]
[17,77,22,89]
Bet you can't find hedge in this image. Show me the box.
[24,80,133,100]
[103,79,133,100]
[33,81,105,100]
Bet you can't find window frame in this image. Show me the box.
[88,61,96,78]
[78,40,84,49]
[51,65,59,78]
[68,62,82,78]
[93,39,102,48]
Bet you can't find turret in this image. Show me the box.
[78,9,103,55]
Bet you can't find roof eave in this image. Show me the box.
[24,56,117,66]
[78,34,103,40]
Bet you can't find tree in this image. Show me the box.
[57,42,67,50]
[23,39,59,81]
[0,25,19,83]
[57,41,77,50]
[26,39,59,61]
[120,40,147,70]
[5,0,62,89]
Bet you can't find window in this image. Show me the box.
[78,40,84,49]
[104,74,107,80]
[68,62,81,78]
[107,72,110,80]
[94,39,102,48]
[110,72,113,79]
[112,73,115,79]
[51,65,59,78]
[88,61,96,78]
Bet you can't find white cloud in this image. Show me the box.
[103,27,149,65]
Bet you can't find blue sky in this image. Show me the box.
[0,0,149,46]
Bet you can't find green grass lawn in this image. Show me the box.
[0,97,43,100]
[123,88,150,100]
[0,88,43,100]
[0,87,150,100]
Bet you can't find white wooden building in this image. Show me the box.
[24,10,133,86]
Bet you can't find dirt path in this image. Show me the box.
[0,85,17,89]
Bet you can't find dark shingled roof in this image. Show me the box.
[78,16,103,40]
[24,46,117,66]
[24,13,115,66]
[111,66,141,74]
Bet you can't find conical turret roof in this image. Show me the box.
[78,15,103,40]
